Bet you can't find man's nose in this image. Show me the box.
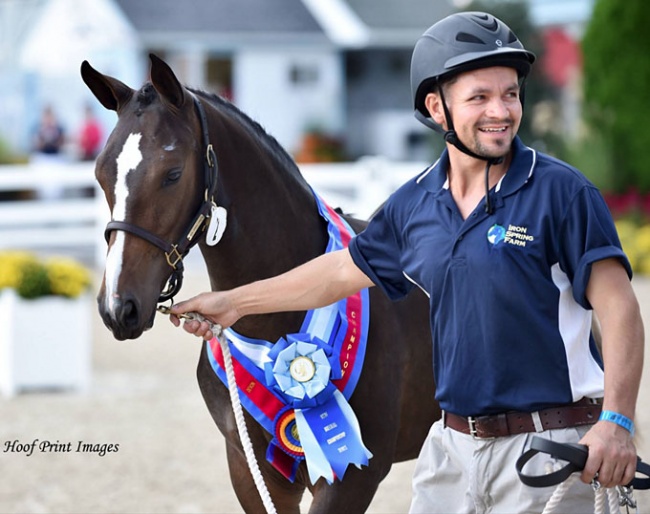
[486,98,509,118]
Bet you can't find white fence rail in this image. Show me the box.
[0,158,430,266]
[301,157,429,218]
[0,162,107,264]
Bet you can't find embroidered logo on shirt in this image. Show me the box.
[487,224,535,247]
[487,224,506,244]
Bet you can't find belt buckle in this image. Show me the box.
[468,416,495,440]
[468,416,478,438]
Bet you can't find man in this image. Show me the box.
[171,12,644,512]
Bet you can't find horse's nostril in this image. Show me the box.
[109,296,141,331]
[120,298,140,329]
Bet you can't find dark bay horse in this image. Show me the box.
[81,54,440,513]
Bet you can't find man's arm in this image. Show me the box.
[170,248,374,339]
[580,257,644,487]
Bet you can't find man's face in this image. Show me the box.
[427,66,522,160]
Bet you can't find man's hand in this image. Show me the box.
[169,291,241,341]
[579,420,637,488]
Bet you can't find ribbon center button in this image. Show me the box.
[290,356,316,382]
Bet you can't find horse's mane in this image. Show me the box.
[194,89,305,182]
[139,84,306,185]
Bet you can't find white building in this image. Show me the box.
[0,0,594,162]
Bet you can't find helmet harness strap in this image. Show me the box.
[438,85,503,214]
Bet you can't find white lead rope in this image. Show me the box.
[541,473,578,514]
[542,473,636,514]
[159,307,277,514]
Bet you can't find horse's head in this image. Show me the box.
[81,54,210,340]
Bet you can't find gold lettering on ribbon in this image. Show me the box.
[338,293,362,380]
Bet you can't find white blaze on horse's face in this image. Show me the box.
[104,132,143,311]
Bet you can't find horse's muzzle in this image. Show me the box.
[97,293,155,340]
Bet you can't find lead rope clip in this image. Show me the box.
[617,485,638,513]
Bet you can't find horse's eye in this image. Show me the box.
[164,168,182,186]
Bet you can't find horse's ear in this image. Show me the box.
[149,53,186,109]
[80,61,133,112]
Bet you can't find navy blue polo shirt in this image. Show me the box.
[349,137,631,416]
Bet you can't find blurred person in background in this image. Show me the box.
[33,104,65,157]
[78,103,103,161]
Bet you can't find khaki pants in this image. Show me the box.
[409,419,606,514]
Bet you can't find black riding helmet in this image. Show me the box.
[411,11,536,131]
[410,11,536,213]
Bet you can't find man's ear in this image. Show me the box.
[424,92,446,129]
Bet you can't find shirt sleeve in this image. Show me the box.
[348,202,413,301]
[558,185,632,308]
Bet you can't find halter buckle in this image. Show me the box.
[187,214,206,241]
[206,144,216,169]
[165,244,183,269]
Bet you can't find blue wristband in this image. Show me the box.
[599,410,635,435]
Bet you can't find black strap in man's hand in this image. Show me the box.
[516,436,650,489]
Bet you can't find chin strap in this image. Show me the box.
[483,158,503,214]
[438,86,503,214]
[444,130,503,215]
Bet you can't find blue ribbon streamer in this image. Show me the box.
[264,333,372,484]
[295,390,373,484]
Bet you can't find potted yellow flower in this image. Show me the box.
[0,251,93,396]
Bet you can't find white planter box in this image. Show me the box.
[0,289,92,396]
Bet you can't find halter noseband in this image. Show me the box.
[104,94,218,303]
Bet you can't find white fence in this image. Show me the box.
[302,157,429,218]
[0,158,429,266]
[0,162,107,265]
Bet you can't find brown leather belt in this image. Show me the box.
[443,398,602,439]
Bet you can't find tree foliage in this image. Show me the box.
[582,0,650,192]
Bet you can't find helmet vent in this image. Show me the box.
[455,32,486,45]
[507,30,518,44]
[471,15,499,32]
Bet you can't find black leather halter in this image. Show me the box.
[104,94,218,303]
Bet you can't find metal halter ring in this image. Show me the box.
[164,245,183,269]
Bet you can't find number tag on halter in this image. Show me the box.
[206,205,227,246]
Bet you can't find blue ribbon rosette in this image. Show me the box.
[264,333,373,484]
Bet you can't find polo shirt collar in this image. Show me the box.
[415,136,537,197]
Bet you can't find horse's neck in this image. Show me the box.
[197,111,328,339]
[200,176,326,287]
[198,169,326,340]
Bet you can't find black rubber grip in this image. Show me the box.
[516,436,650,489]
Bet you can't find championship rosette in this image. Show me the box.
[264,334,372,484]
